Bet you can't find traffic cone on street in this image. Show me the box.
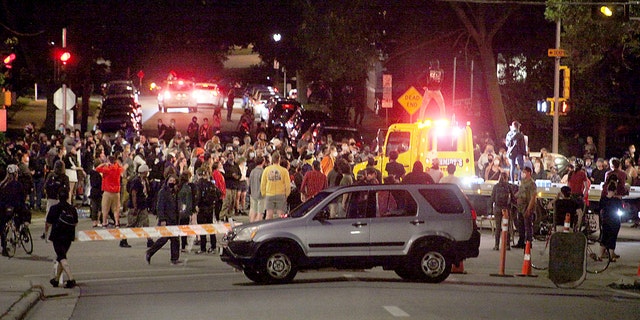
[451,260,467,274]
[563,213,571,233]
[516,241,538,277]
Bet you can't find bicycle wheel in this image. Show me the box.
[585,241,610,274]
[531,237,551,270]
[20,225,33,255]
[3,223,17,258]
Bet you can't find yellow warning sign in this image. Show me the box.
[397,86,423,115]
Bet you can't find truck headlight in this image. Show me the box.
[234,226,259,241]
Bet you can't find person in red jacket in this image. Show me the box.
[211,160,226,222]
[96,155,124,227]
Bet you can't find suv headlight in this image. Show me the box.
[234,226,260,242]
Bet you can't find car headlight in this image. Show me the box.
[234,226,260,242]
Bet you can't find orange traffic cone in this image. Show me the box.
[451,260,467,274]
[563,213,571,233]
[516,241,538,277]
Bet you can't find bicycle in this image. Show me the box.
[2,207,33,258]
[530,208,610,273]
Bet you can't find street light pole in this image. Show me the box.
[552,19,561,154]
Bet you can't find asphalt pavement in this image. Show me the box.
[2,210,639,320]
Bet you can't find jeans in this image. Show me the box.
[148,236,179,262]
[509,155,524,182]
[515,208,533,245]
[31,177,44,209]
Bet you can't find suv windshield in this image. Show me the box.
[289,192,330,218]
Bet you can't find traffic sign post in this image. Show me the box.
[382,74,393,125]
[54,86,76,129]
[548,48,567,57]
[397,86,423,122]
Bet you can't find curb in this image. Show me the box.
[0,286,42,320]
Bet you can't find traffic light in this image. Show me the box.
[592,2,629,22]
[560,66,570,99]
[3,53,15,69]
[542,98,570,116]
[59,51,71,65]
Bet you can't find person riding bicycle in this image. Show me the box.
[1,164,28,257]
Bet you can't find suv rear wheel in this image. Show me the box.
[257,244,298,284]
[409,246,451,283]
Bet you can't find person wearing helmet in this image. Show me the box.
[1,164,27,256]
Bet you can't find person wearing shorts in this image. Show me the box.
[96,155,124,227]
[260,152,291,219]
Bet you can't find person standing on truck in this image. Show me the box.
[505,121,527,182]
[418,59,446,119]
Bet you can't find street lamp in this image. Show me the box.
[272,33,287,97]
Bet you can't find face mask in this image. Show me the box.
[168,182,176,189]
[249,152,255,158]
[332,152,338,157]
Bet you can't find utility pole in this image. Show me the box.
[552,19,561,154]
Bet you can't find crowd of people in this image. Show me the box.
[0,115,635,274]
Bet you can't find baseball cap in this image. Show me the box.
[138,164,150,173]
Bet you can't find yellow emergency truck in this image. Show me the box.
[354,119,476,180]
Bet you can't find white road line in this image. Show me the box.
[383,306,410,317]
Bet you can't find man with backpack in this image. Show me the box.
[46,187,78,288]
[195,168,220,254]
[120,164,154,248]
[43,160,70,239]
[490,172,514,250]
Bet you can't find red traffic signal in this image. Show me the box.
[60,51,71,64]
[3,53,16,68]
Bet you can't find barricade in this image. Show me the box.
[490,209,513,277]
[516,241,538,277]
[76,223,236,242]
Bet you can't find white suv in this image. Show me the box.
[221,184,480,284]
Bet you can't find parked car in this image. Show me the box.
[266,98,301,131]
[102,80,139,104]
[157,79,196,113]
[312,122,365,152]
[97,100,141,134]
[221,183,481,284]
[193,82,223,112]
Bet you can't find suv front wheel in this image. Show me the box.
[409,246,451,283]
[256,244,298,284]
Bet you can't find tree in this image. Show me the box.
[545,0,640,156]
[449,2,519,139]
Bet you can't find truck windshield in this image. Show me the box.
[385,131,411,156]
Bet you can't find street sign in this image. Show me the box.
[53,87,76,110]
[382,74,393,109]
[548,49,567,57]
[55,109,74,128]
[397,86,423,115]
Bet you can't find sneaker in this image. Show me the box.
[49,278,59,288]
[170,260,184,266]
[146,239,154,248]
[195,250,205,255]
[119,240,132,248]
[145,252,152,265]
[207,247,215,254]
[40,232,46,240]
[492,246,499,251]
[64,280,76,288]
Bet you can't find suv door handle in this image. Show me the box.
[410,220,425,225]
[352,222,368,227]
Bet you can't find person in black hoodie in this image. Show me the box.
[46,187,78,288]
[146,175,182,265]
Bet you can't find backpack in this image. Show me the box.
[198,180,221,207]
[45,174,64,199]
[493,182,512,208]
[57,205,77,227]
[126,176,138,194]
